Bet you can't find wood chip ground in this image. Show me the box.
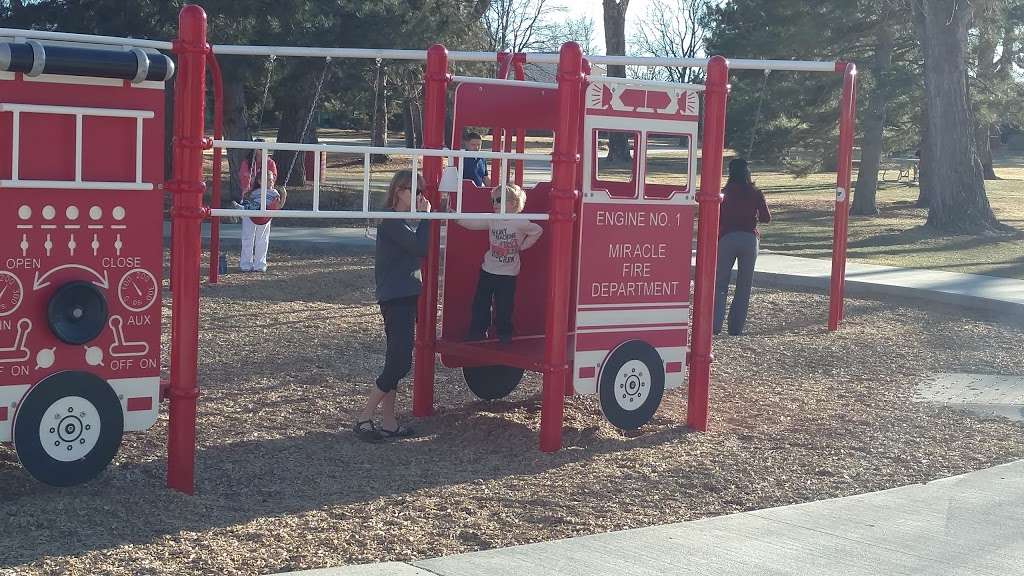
[2,251,1022,576]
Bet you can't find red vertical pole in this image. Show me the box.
[540,42,583,453]
[207,52,224,284]
[513,55,526,188]
[687,56,729,432]
[413,44,448,417]
[489,53,511,187]
[166,4,208,494]
[829,62,857,331]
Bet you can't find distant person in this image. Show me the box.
[714,158,771,336]
[238,138,278,195]
[462,131,488,187]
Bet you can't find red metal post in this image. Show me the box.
[540,42,584,453]
[687,55,729,432]
[166,4,209,494]
[828,62,857,331]
[207,52,224,284]
[412,44,449,417]
[513,55,526,188]
[489,52,512,186]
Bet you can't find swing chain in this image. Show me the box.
[245,54,277,197]
[365,57,385,240]
[282,56,332,188]
[746,67,771,160]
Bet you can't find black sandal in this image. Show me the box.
[380,424,415,439]
[353,419,384,443]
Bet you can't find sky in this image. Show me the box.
[562,0,653,56]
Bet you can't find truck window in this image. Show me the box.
[644,133,690,198]
[593,129,638,199]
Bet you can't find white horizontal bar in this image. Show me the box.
[0,28,173,49]
[212,140,549,162]
[0,179,152,190]
[0,27,839,72]
[451,75,557,90]
[577,307,688,327]
[596,76,705,92]
[209,209,549,221]
[729,58,837,72]
[589,55,837,72]
[577,302,690,310]
[0,103,154,119]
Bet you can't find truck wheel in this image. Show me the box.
[599,340,665,430]
[13,371,124,487]
[463,365,524,400]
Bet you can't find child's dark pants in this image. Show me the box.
[469,269,516,339]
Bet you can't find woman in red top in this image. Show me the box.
[714,158,771,335]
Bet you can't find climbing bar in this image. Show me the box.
[596,76,705,92]
[207,209,548,221]
[211,140,549,162]
[0,28,841,73]
[451,75,557,90]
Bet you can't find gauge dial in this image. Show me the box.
[117,268,158,312]
[0,271,24,317]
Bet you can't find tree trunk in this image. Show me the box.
[275,98,311,187]
[370,64,390,164]
[414,101,424,148]
[403,98,417,148]
[916,0,1000,233]
[603,0,631,164]
[852,21,894,216]
[915,102,930,208]
[913,4,929,209]
[973,8,1000,180]
[975,122,998,179]
[222,70,251,199]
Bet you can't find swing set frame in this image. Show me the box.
[0,5,856,495]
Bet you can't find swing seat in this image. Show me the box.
[249,196,282,225]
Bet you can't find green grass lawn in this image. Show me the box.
[754,160,1024,279]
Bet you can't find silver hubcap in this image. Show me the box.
[39,396,101,461]
[615,359,651,411]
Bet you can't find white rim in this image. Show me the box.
[614,359,652,411]
[38,395,101,461]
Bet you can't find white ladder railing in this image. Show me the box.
[207,140,551,221]
[0,103,153,190]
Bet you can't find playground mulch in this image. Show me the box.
[2,251,1023,576]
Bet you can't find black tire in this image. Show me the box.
[598,340,665,430]
[47,281,108,345]
[13,371,124,487]
[463,365,525,400]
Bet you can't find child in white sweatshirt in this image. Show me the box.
[457,184,543,343]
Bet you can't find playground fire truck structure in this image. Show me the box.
[0,5,857,492]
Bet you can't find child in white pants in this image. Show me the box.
[240,216,273,272]
[237,170,284,273]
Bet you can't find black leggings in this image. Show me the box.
[376,295,418,393]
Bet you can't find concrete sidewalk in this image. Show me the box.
[277,460,1024,576]
[753,251,1024,318]
[170,222,1024,318]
